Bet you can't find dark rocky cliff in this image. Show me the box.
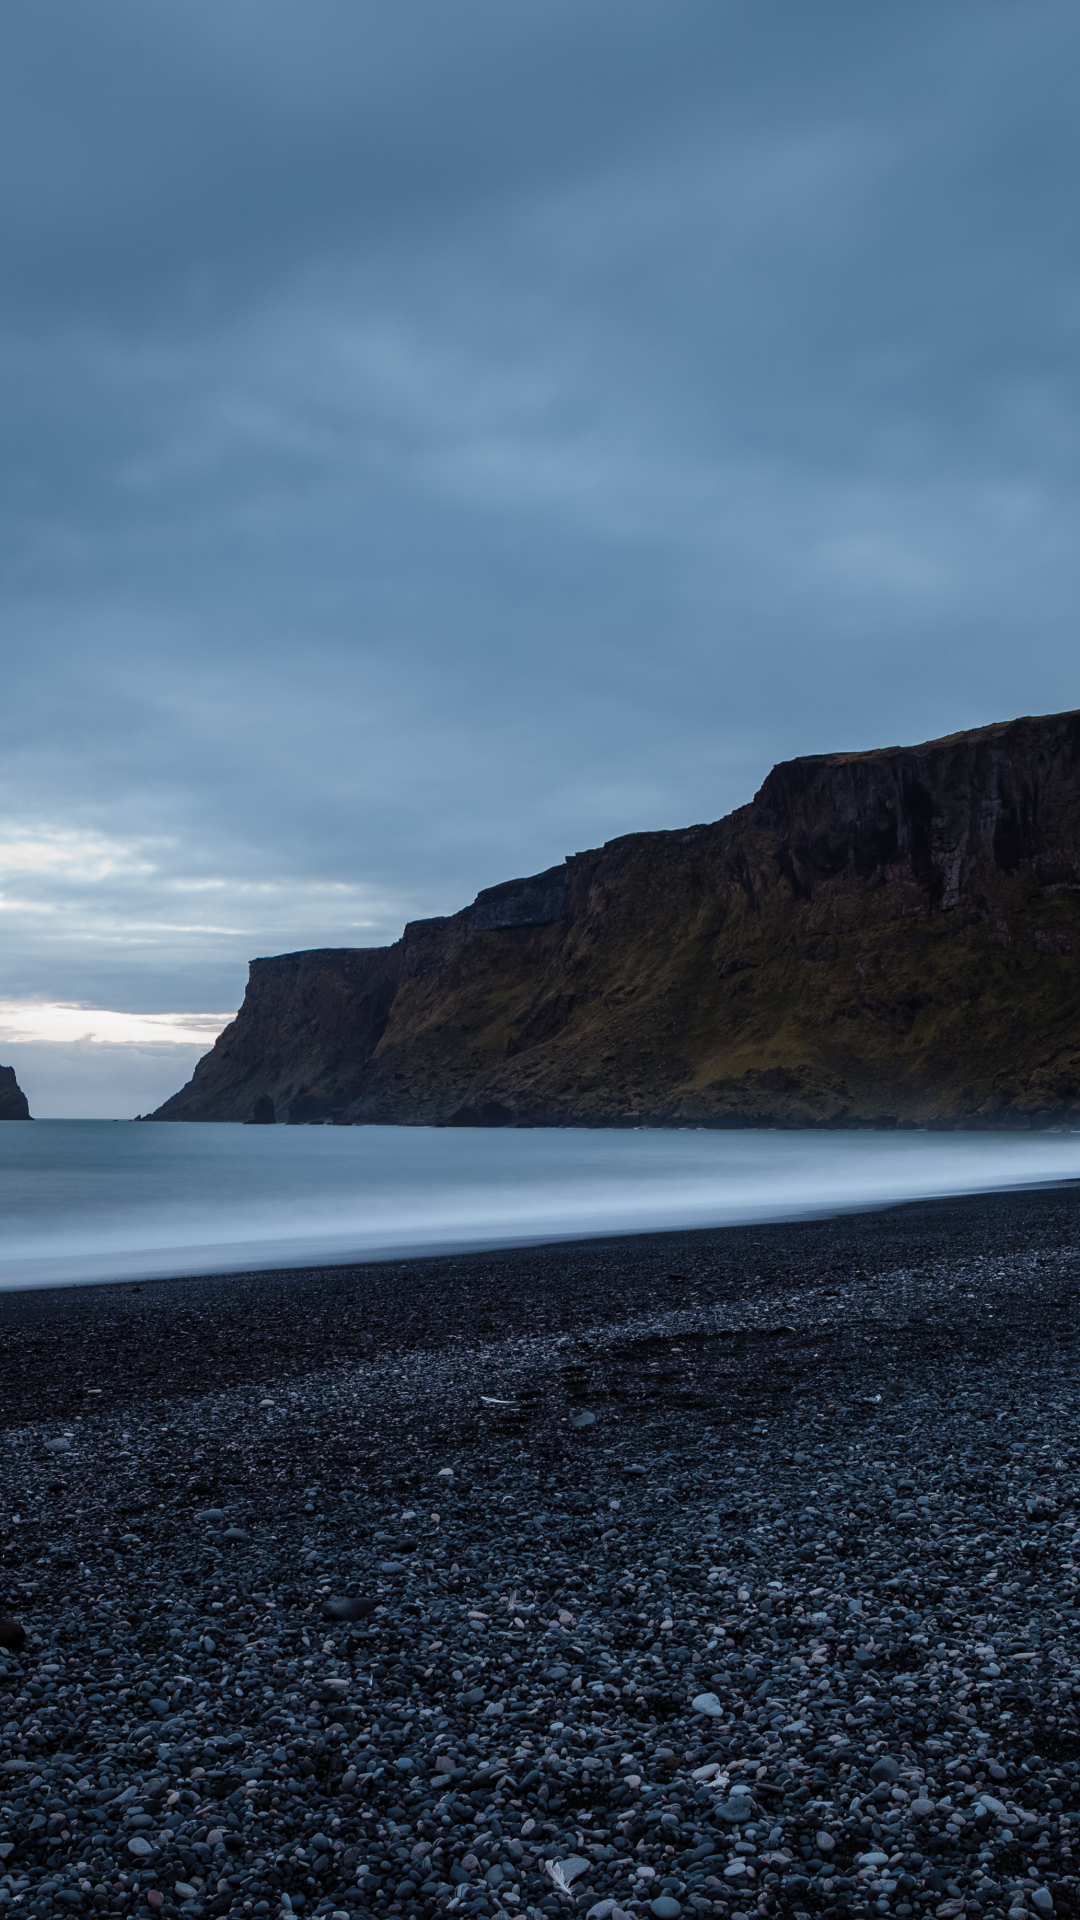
[151,709,1080,1128]
[0,1066,31,1120]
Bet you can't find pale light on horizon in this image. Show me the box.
[0,1001,232,1049]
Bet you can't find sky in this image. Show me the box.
[1,0,1079,1116]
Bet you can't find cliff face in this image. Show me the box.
[151,709,1080,1129]
[149,947,402,1124]
[0,1066,31,1120]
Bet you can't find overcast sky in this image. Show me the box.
[2,0,1079,1115]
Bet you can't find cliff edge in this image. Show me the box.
[150,709,1080,1129]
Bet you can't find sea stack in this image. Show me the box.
[0,1066,31,1120]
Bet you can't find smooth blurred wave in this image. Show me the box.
[0,1121,1077,1291]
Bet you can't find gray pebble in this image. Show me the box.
[321,1595,377,1621]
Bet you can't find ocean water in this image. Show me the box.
[0,1120,1077,1291]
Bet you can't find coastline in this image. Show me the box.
[2,1119,1079,1301]
[0,1180,1076,1420]
[1,1183,1079,1920]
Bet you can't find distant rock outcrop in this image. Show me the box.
[0,1066,31,1120]
[150,709,1080,1129]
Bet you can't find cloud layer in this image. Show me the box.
[2,1,1079,1111]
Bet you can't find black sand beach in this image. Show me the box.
[2,1184,1080,1920]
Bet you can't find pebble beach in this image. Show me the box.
[2,1183,1080,1920]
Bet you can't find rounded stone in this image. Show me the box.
[715,1795,753,1825]
[321,1596,377,1622]
[651,1899,682,1919]
[690,1691,723,1716]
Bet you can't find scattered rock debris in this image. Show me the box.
[1,1185,1080,1920]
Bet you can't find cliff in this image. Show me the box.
[151,709,1080,1129]
[0,1066,31,1120]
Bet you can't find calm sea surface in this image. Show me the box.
[0,1121,1077,1291]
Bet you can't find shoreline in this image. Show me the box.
[0,1179,1075,1419]
[1,1182,1079,1920]
[0,1162,1078,1309]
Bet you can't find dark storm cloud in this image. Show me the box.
[1,0,1079,1075]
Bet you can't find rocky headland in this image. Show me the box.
[0,1066,32,1121]
[150,710,1080,1130]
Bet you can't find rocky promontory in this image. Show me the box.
[0,1065,31,1120]
[150,709,1080,1129]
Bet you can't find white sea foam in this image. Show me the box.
[0,1120,1076,1290]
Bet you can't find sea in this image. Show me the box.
[0,1120,1077,1291]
